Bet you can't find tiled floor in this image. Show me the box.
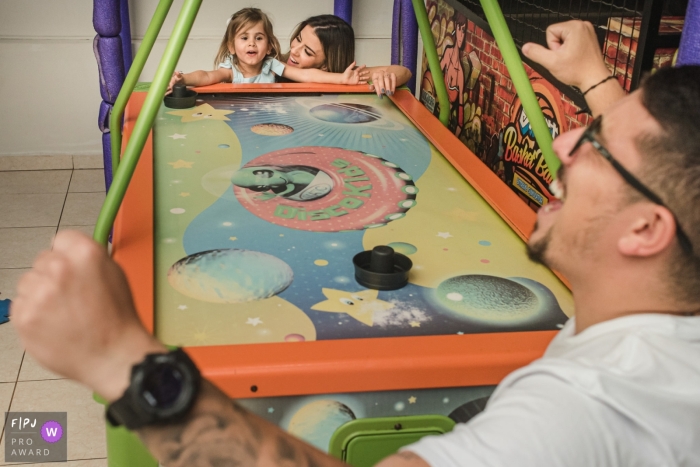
[0,169,108,466]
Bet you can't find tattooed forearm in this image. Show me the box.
[136,381,347,467]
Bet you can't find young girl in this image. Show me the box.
[168,8,368,91]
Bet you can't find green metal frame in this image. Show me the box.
[478,0,560,175]
[410,0,560,175]
[411,0,450,126]
[93,0,203,245]
[109,0,174,179]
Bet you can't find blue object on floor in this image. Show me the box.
[0,299,10,325]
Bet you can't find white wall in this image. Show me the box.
[0,0,395,157]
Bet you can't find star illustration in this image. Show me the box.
[311,288,394,326]
[167,103,234,122]
[437,232,453,239]
[179,192,190,197]
[178,305,188,310]
[409,321,421,328]
[168,133,186,139]
[169,159,194,169]
[408,396,417,404]
[246,317,263,327]
[229,237,237,241]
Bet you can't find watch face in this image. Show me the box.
[141,363,184,409]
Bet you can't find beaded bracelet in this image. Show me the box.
[582,75,617,96]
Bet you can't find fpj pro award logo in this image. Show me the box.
[5,412,67,462]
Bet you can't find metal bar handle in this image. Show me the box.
[94,0,203,245]
[479,0,560,176]
[109,0,175,178]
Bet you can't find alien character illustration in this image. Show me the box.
[231,165,334,201]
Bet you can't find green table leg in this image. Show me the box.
[105,423,158,467]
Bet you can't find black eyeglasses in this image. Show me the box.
[569,116,693,255]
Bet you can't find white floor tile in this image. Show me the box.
[0,325,23,383]
[60,193,105,227]
[69,170,105,194]
[0,195,65,228]
[0,228,55,269]
[0,269,29,300]
[0,171,71,195]
[9,380,107,461]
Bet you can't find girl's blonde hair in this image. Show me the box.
[214,8,281,68]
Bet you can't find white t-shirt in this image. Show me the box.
[406,314,700,466]
[218,56,285,84]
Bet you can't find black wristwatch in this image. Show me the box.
[106,348,201,430]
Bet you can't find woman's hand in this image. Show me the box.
[341,62,370,85]
[369,70,397,97]
[166,71,186,95]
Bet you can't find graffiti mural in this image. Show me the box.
[499,80,562,207]
[419,0,582,209]
[419,0,682,210]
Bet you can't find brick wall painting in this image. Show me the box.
[499,80,563,207]
[603,16,681,91]
[419,0,588,210]
[418,0,680,211]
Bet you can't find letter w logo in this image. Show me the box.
[45,427,58,437]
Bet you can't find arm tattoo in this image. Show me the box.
[136,381,346,467]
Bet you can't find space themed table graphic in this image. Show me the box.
[153,93,572,347]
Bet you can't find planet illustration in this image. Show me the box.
[287,400,356,450]
[167,249,293,303]
[435,275,539,323]
[251,123,294,136]
[309,103,381,124]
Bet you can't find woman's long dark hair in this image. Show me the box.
[283,15,355,73]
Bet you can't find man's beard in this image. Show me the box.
[526,223,552,266]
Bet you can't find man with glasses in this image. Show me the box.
[11,21,700,467]
[400,25,700,467]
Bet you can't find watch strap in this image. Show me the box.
[106,348,200,430]
[106,391,147,429]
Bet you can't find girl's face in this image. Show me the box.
[230,21,271,68]
[287,25,327,70]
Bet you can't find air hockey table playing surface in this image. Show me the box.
[113,84,572,400]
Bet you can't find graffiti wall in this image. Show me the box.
[419,0,681,210]
[603,16,682,91]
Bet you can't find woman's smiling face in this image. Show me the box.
[287,25,327,70]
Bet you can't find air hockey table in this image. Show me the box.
[108,83,573,467]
